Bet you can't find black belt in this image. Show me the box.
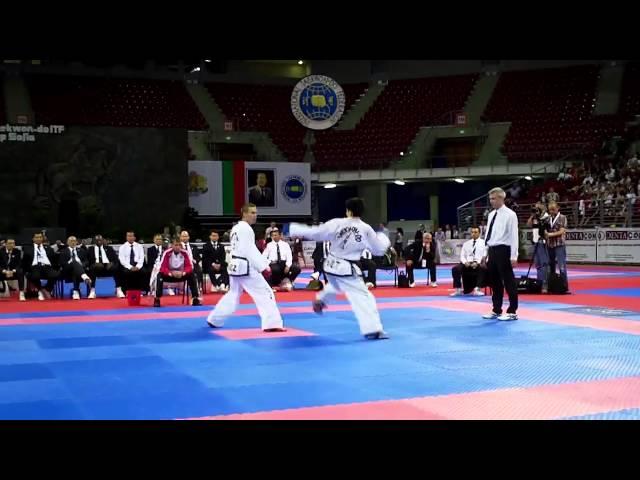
[488,245,509,249]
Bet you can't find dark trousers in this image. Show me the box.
[61,262,88,292]
[313,259,327,283]
[156,272,199,299]
[359,258,377,286]
[407,261,436,284]
[487,245,518,314]
[1,268,25,291]
[268,261,301,287]
[548,245,569,287]
[452,263,487,292]
[206,265,229,287]
[192,264,203,292]
[27,265,59,292]
[88,263,121,289]
[120,268,145,292]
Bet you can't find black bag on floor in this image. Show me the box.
[548,272,568,294]
[517,276,542,293]
[397,272,410,288]
[518,242,543,293]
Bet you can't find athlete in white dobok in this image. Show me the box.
[206,203,286,332]
[290,197,391,340]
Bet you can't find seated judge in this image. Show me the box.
[22,232,59,301]
[153,237,201,307]
[359,248,377,289]
[58,236,92,300]
[87,234,122,299]
[118,231,146,294]
[450,226,487,296]
[1,238,25,301]
[261,228,300,291]
[202,230,229,293]
[404,232,438,288]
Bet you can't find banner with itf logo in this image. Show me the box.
[437,239,466,264]
[187,161,310,216]
[244,161,311,216]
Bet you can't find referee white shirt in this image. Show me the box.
[262,240,293,267]
[484,205,519,261]
[460,238,486,264]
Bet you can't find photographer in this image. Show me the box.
[526,202,550,293]
[545,202,569,292]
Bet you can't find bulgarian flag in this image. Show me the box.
[221,160,246,215]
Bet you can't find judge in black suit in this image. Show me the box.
[145,234,171,296]
[359,248,377,289]
[248,172,274,207]
[21,232,59,300]
[87,234,121,299]
[404,232,438,288]
[1,238,25,301]
[311,239,330,283]
[202,230,229,292]
[146,234,167,270]
[180,230,203,294]
[58,236,92,299]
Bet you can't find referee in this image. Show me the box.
[481,187,519,321]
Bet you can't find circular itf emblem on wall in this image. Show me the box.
[281,175,307,203]
[442,244,455,257]
[291,75,345,130]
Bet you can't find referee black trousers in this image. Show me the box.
[487,245,518,314]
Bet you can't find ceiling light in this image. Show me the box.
[324,183,337,189]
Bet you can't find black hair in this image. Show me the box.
[345,197,365,217]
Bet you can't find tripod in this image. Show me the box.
[523,239,548,293]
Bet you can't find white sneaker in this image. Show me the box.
[221,284,229,292]
[88,288,97,299]
[211,285,219,293]
[409,282,416,288]
[72,290,80,300]
[19,292,26,302]
[116,287,126,298]
[38,291,45,301]
[472,288,485,296]
[450,288,463,297]
[482,312,499,319]
[365,282,375,290]
[168,288,176,296]
[430,282,438,288]
[498,313,518,321]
